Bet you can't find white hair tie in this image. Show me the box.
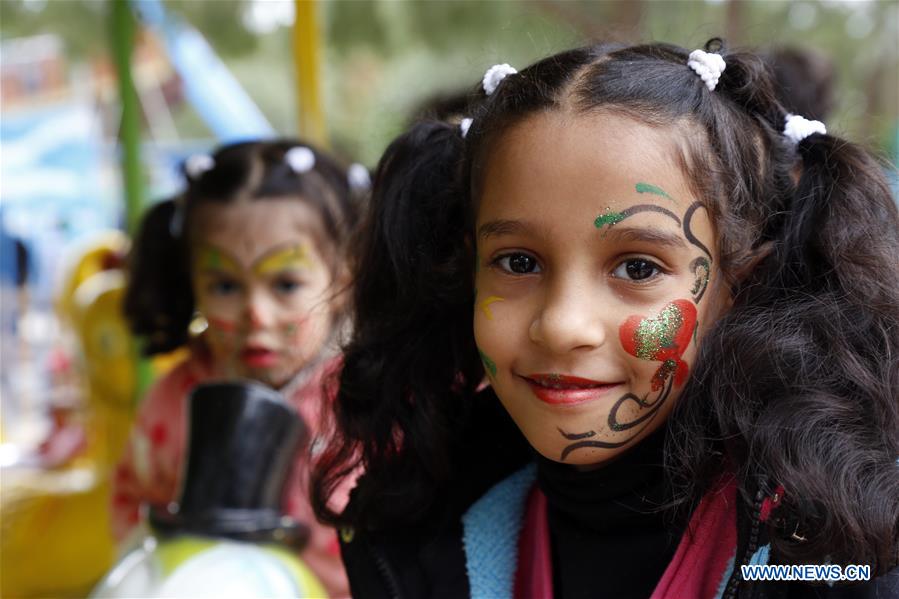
[185,153,214,180]
[783,113,826,144]
[460,117,473,138]
[482,63,517,96]
[687,49,726,91]
[285,146,316,173]
[347,163,371,191]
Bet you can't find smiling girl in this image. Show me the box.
[313,42,899,598]
[112,140,365,597]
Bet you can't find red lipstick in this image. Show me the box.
[524,373,621,406]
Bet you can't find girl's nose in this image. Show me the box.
[246,291,276,330]
[529,282,607,354]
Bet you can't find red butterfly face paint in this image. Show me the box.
[619,299,697,390]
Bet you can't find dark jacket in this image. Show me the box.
[339,485,898,599]
[338,394,898,598]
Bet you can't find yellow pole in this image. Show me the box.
[293,0,327,147]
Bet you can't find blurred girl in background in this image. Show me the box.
[113,139,366,597]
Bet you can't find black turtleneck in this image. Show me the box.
[537,428,686,599]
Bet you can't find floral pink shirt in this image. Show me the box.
[111,349,351,597]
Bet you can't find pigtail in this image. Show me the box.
[312,120,485,529]
[759,133,899,570]
[123,198,195,355]
[659,44,899,574]
[684,130,899,573]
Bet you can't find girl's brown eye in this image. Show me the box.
[209,279,241,296]
[613,258,660,281]
[495,252,541,274]
[274,277,303,294]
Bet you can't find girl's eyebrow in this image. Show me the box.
[194,244,242,274]
[603,226,687,249]
[252,243,311,275]
[478,219,535,240]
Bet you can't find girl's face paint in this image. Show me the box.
[479,295,505,320]
[194,245,241,277]
[635,182,675,202]
[253,245,312,276]
[619,299,697,390]
[594,208,625,228]
[478,349,497,378]
[473,110,729,467]
[191,199,341,388]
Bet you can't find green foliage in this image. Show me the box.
[0,0,107,58]
[2,0,895,161]
[165,0,257,57]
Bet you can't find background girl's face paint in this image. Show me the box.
[191,199,339,388]
[474,110,728,467]
[253,245,312,275]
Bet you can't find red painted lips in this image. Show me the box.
[525,374,621,406]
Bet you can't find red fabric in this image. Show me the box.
[514,486,554,599]
[512,477,737,599]
[650,477,738,599]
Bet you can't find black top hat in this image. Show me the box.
[149,381,309,548]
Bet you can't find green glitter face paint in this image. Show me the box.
[619,299,698,390]
[635,182,675,202]
[594,205,682,236]
[594,208,626,228]
[478,349,497,378]
[632,303,684,360]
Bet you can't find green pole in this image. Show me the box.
[108,0,153,402]
[109,0,145,235]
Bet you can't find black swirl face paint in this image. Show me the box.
[558,373,675,461]
[556,297,696,462]
[683,201,712,260]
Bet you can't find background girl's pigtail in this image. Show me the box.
[123,197,195,355]
[312,120,483,529]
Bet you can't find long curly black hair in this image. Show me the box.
[313,40,899,574]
